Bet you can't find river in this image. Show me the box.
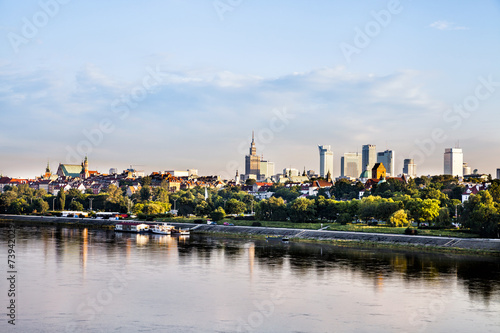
[1,224,499,332]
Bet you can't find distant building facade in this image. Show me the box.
[403,159,416,178]
[463,163,472,176]
[372,163,386,179]
[377,150,395,177]
[341,152,362,179]
[259,160,275,180]
[318,145,333,178]
[362,144,376,173]
[444,148,463,177]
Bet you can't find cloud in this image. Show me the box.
[429,21,469,31]
[0,65,450,177]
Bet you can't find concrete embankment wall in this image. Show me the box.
[3,215,500,252]
[191,224,500,252]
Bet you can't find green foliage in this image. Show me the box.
[225,198,247,215]
[256,197,288,221]
[435,207,452,227]
[419,199,441,225]
[388,209,410,227]
[460,191,499,237]
[337,213,352,225]
[140,186,152,202]
[69,201,84,211]
[194,201,210,217]
[289,197,316,222]
[210,206,226,221]
[57,189,66,210]
[245,178,257,186]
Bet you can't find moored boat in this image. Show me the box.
[151,223,175,235]
[172,228,190,236]
[115,222,150,233]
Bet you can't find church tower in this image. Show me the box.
[81,156,90,179]
[43,161,52,179]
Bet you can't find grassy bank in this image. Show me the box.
[153,216,479,238]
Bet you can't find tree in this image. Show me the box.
[388,209,410,227]
[57,189,66,211]
[210,206,226,222]
[435,207,452,227]
[67,188,83,200]
[289,197,316,222]
[245,178,257,186]
[256,197,288,221]
[225,198,247,215]
[419,199,440,225]
[358,196,382,222]
[195,201,210,217]
[153,187,169,203]
[32,198,49,214]
[140,186,152,202]
[106,184,123,204]
[337,213,352,225]
[69,201,84,211]
[461,191,499,237]
[0,191,18,212]
[140,176,152,186]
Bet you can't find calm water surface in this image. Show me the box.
[1,225,500,332]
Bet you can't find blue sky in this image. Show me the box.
[1,0,500,178]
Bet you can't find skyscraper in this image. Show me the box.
[377,150,395,177]
[245,132,260,176]
[362,144,376,172]
[259,160,275,180]
[444,148,463,177]
[318,145,333,178]
[403,159,416,178]
[497,168,500,180]
[341,152,362,178]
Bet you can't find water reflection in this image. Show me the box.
[2,225,500,304]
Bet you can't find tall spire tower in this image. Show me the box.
[245,131,261,177]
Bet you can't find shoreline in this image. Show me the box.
[2,214,500,256]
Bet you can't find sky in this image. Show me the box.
[0,0,500,179]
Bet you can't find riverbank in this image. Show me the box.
[2,214,500,255]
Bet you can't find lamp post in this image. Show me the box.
[52,198,56,211]
[89,198,94,211]
[173,198,178,211]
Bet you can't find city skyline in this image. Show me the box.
[1,1,499,178]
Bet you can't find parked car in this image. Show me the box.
[207,221,217,225]
[223,222,235,226]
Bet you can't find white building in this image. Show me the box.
[444,148,463,177]
[318,145,334,178]
[403,159,417,178]
[377,150,395,177]
[283,168,300,177]
[259,160,275,180]
[341,152,362,179]
[463,163,472,176]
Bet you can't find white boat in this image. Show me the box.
[115,222,150,233]
[151,223,175,235]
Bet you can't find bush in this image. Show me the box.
[405,227,418,235]
[367,221,378,226]
[194,219,205,224]
[137,213,147,220]
[251,222,262,227]
[336,213,352,225]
